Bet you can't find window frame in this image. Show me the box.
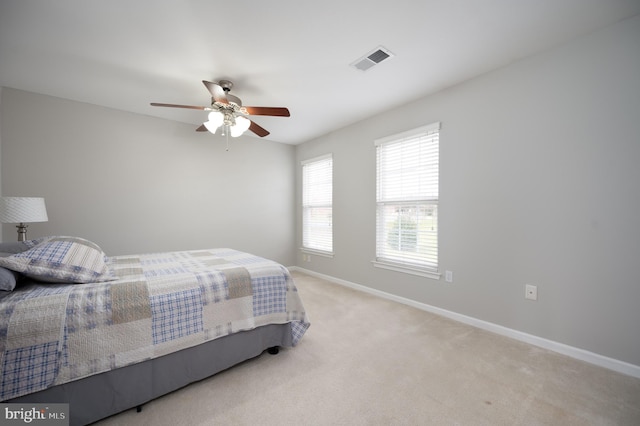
[301,153,334,257]
[373,122,441,279]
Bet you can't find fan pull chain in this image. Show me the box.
[220,124,230,151]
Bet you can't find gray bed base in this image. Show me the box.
[9,323,293,425]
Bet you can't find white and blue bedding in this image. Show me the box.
[0,241,309,401]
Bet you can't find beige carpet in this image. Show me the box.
[95,271,640,425]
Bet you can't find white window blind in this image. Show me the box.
[375,123,440,274]
[302,154,333,253]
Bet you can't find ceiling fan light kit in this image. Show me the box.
[204,111,224,134]
[150,79,290,149]
[204,109,251,138]
[229,116,251,137]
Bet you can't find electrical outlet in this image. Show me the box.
[445,270,453,283]
[525,284,537,301]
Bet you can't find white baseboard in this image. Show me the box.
[290,266,640,379]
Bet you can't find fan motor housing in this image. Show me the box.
[218,79,234,92]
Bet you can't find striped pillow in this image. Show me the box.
[0,236,116,284]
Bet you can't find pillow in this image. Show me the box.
[0,266,20,291]
[0,243,48,291]
[0,241,30,254]
[0,252,22,291]
[23,236,53,248]
[0,236,116,284]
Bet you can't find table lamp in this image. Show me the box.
[0,197,49,241]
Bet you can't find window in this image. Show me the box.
[374,122,440,278]
[302,154,333,255]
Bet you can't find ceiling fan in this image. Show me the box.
[150,79,290,138]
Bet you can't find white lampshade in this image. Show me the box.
[230,116,251,137]
[0,197,48,223]
[204,111,224,134]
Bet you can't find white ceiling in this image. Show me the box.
[1,1,639,145]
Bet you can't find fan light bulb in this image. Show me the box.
[204,111,224,134]
[230,116,251,137]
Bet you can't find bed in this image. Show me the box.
[0,236,309,425]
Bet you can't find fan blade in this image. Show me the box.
[226,94,242,106]
[249,120,270,137]
[150,103,206,110]
[244,106,290,117]
[202,80,228,104]
[196,124,207,132]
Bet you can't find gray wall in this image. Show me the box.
[0,87,2,242]
[295,15,640,366]
[0,88,296,265]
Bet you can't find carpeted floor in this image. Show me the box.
[95,271,640,425]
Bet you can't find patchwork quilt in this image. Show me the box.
[0,248,309,401]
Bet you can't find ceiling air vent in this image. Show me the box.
[351,46,394,71]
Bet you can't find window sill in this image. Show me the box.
[372,260,441,280]
[300,248,334,259]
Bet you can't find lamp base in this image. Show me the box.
[16,223,28,242]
